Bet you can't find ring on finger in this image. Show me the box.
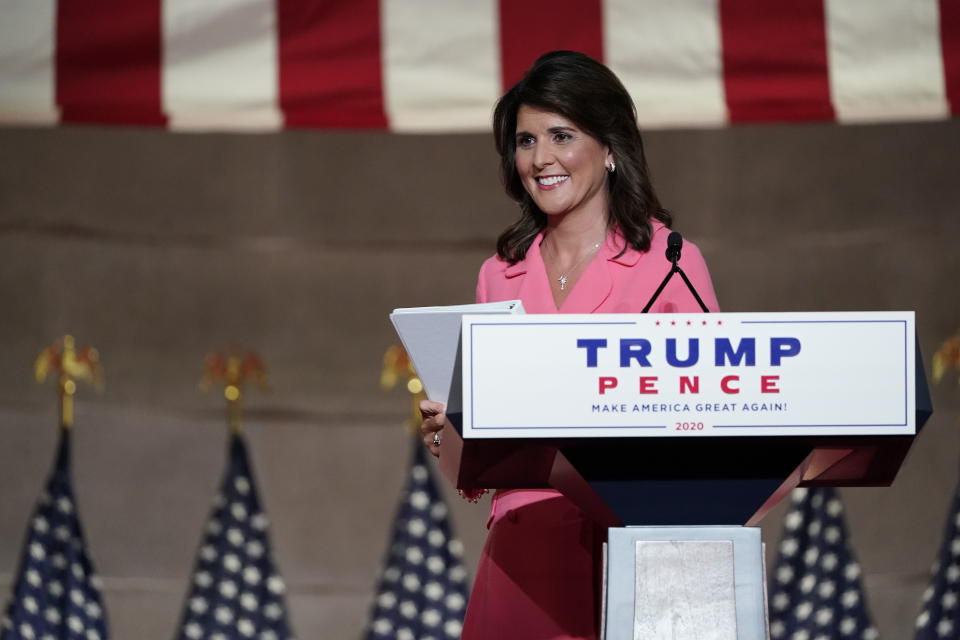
[433,433,442,447]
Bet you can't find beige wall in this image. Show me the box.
[0,120,958,638]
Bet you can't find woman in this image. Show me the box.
[421,51,719,639]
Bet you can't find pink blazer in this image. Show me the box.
[476,220,719,314]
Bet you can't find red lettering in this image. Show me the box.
[639,377,659,394]
[720,375,740,394]
[761,375,780,393]
[599,377,618,394]
[679,376,699,394]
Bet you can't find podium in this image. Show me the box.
[401,310,931,639]
[438,421,927,528]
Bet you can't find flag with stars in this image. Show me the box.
[1,429,109,640]
[915,475,960,638]
[174,434,295,640]
[365,440,470,640]
[768,487,878,640]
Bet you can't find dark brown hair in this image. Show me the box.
[493,50,671,263]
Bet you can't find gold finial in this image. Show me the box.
[933,332,960,385]
[381,345,424,432]
[199,350,269,434]
[34,335,104,429]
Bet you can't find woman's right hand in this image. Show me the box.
[419,399,446,458]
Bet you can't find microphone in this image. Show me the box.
[665,231,682,263]
[641,231,710,313]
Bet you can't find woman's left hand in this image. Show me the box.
[419,399,446,458]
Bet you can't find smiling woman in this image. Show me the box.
[493,52,672,261]
[512,105,614,298]
[513,106,612,223]
[419,50,719,639]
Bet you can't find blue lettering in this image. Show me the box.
[620,339,652,367]
[666,338,699,367]
[770,337,801,365]
[715,338,756,366]
[577,339,607,367]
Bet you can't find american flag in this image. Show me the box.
[174,434,295,640]
[915,476,960,638]
[365,440,469,640]
[0,430,109,640]
[1,1,958,132]
[768,487,878,640]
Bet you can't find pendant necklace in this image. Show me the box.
[552,241,602,291]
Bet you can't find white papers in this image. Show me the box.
[390,300,524,406]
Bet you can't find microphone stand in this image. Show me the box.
[641,247,710,313]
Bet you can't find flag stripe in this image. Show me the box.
[0,0,58,124]
[498,0,604,90]
[604,0,727,128]
[278,0,386,128]
[941,0,960,116]
[56,0,165,126]
[825,0,948,123]
[720,0,833,123]
[3,1,960,131]
[381,0,499,132]
[163,0,281,131]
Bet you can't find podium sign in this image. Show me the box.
[461,311,915,439]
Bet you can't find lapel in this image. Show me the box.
[504,231,644,313]
[504,233,557,313]
[559,232,621,313]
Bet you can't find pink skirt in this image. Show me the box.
[461,489,604,639]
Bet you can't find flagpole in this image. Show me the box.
[380,344,425,433]
[225,381,242,434]
[59,373,76,429]
[178,348,295,640]
[365,345,470,640]
[34,334,104,430]
[199,349,269,435]
[10,335,111,640]
[915,331,960,637]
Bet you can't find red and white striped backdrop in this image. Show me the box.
[0,0,957,132]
